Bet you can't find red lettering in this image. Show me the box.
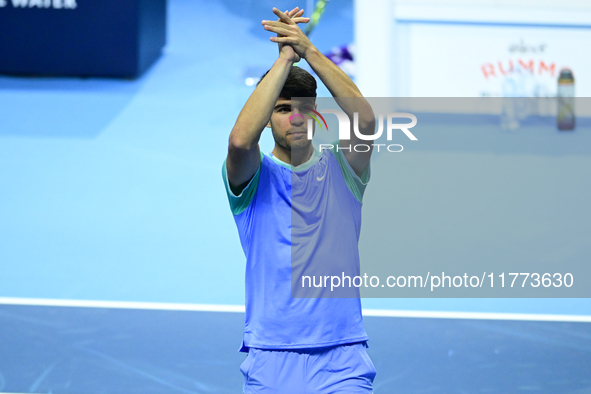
[498,60,514,76]
[482,63,496,79]
[519,59,534,74]
[539,61,555,77]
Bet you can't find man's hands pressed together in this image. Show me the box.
[263,8,314,62]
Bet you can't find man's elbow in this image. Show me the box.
[228,129,257,152]
[356,102,376,132]
[357,115,376,135]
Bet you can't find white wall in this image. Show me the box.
[355,0,591,98]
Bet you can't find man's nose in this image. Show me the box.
[289,113,305,124]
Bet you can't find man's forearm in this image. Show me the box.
[305,47,375,176]
[229,58,293,150]
[305,48,362,99]
[305,48,374,130]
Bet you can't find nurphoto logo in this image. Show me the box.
[306,109,418,153]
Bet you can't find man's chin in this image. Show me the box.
[289,139,312,151]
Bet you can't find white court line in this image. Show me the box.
[362,308,591,322]
[0,297,590,323]
[0,297,245,313]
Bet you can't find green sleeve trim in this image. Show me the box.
[222,152,264,215]
[329,141,370,203]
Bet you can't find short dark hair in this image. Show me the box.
[257,66,317,99]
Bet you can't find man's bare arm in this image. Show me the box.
[305,49,375,177]
[226,9,309,194]
[226,58,292,193]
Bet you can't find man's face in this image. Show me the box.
[267,98,316,152]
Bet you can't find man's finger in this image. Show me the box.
[280,8,299,25]
[270,36,297,44]
[272,7,294,24]
[264,19,309,27]
[280,8,303,23]
[264,24,292,36]
[293,17,310,24]
[263,21,301,28]
[288,7,300,16]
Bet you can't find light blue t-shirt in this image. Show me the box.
[222,144,370,351]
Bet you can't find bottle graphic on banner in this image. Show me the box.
[557,68,575,131]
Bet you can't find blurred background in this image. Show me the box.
[2,0,590,312]
[1,0,591,392]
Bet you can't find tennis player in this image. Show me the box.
[222,6,377,393]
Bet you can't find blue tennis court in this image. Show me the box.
[1,301,591,393]
[1,0,590,392]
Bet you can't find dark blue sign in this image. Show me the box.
[0,0,166,78]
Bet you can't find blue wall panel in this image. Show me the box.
[0,0,166,78]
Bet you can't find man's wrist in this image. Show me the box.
[276,56,295,66]
[302,46,321,62]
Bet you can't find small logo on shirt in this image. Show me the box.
[316,164,328,181]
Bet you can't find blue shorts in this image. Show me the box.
[240,342,376,393]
